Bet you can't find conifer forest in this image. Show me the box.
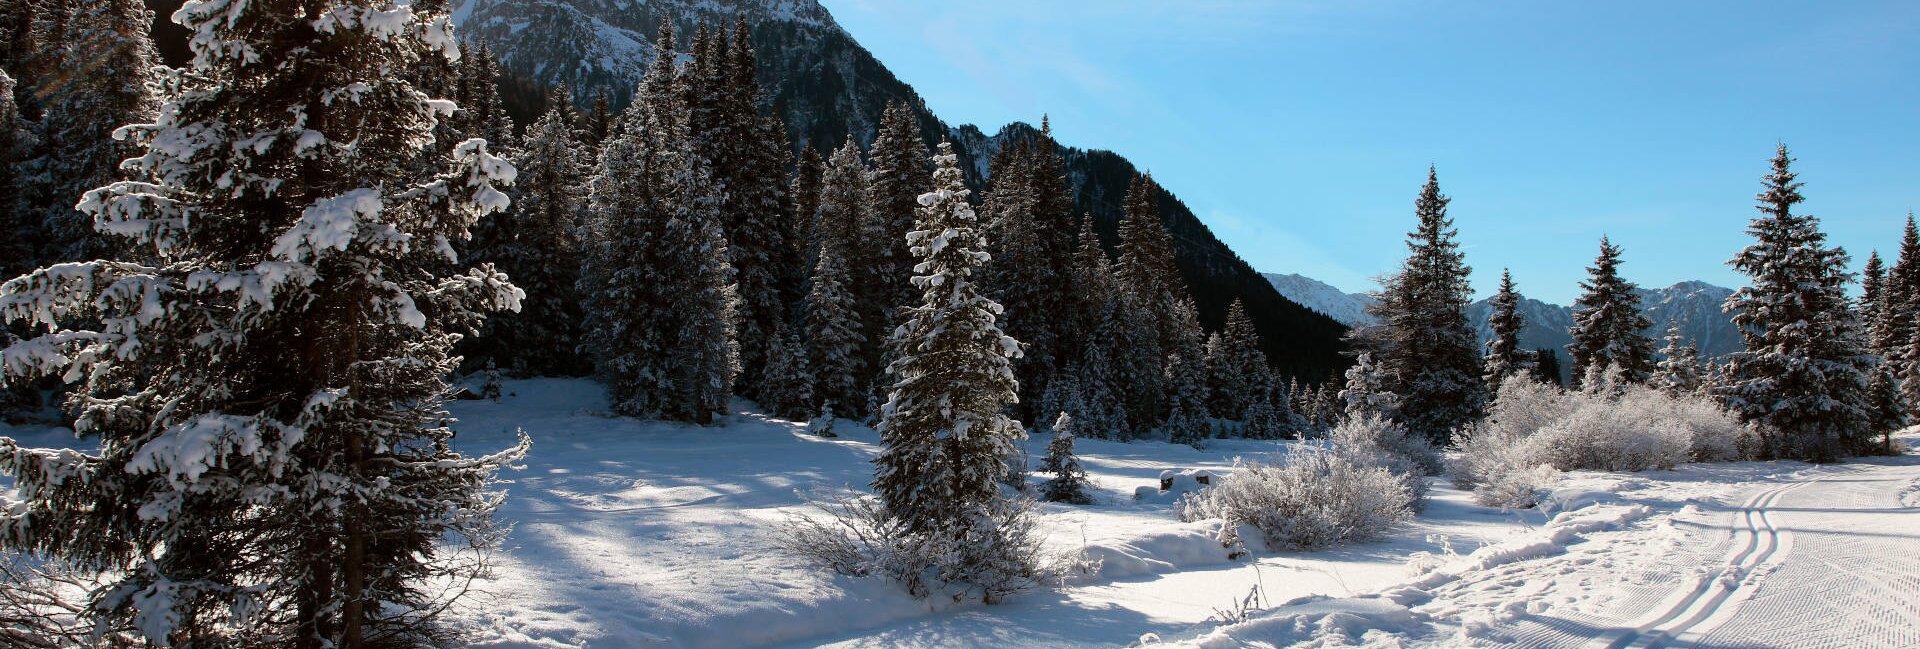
[0,1,1913,647]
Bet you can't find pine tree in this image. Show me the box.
[1164,300,1211,446]
[759,320,814,420]
[1653,324,1706,397]
[1865,363,1906,454]
[1861,250,1886,350]
[1207,299,1270,419]
[1116,173,1185,346]
[1567,236,1655,388]
[686,18,794,391]
[579,21,739,423]
[806,240,866,415]
[1040,412,1094,504]
[982,141,1054,418]
[1880,215,1920,384]
[1482,269,1533,391]
[468,93,588,376]
[1532,348,1565,386]
[0,68,30,281]
[790,143,827,266]
[1341,352,1399,420]
[1717,145,1873,461]
[872,141,1024,539]
[1358,167,1486,443]
[0,2,529,644]
[868,101,931,318]
[21,0,158,264]
[578,89,616,150]
[816,139,878,385]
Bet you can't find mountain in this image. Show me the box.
[1267,271,1740,382]
[1261,273,1376,327]
[439,0,1351,379]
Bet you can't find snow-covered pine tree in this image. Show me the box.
[790,143,827,267]
[1040,412,1093,504]
[579,21,739,423]
[1567,236,1655,388]
[1207,299,1269,419]
[1358,167,1485,443]
[0,1,530,644]
[1164,299,1211,446]
[1653,324,1706,397]
[873,139,1024,540]
[869,102,931,318]
[1717,145,1873,461]
[1865,363,1906,454]
[1861,250,1886,353]
[816,139,877,382]
[688,17,794,391]
[1341,351,1400,421]
[467,92,588,376]
[1116,173,1185,346]
[578,89,616,150]
[0,69,30,281]
[1879,215,1920,380]
[807,239,866,415]
[760,320,814,420]
[20,0,157,264]
[1482,269,1534,392]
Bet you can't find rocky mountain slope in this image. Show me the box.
[444,0,1351,378]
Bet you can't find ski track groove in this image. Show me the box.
[1594,478,1808,649]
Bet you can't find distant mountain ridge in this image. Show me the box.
[1264,272,1743,380]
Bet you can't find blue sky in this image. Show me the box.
[818,0,1920,304]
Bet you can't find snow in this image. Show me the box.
[5,383,1915,647]
[415,378,1535,648]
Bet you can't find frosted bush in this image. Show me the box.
[1179,450,1414,551]
[1454,380,1747,507]
[1328,413,1437,504]
[777,492,1088,603]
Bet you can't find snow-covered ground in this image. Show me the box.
[5,380,1915,647]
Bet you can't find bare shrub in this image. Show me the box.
[775,492,1089,604]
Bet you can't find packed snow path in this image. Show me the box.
[1457,458,1920,649]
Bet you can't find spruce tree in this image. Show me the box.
[1482,269,1533,392]
[0,69,30,281]
[872,141,1024,539]
[469,93,588,376]
[1568,236,1655,388]
[1866,363,1906,454]
[22,0,158,264]
[579,22,738,423]
[1718,145,1873,461]
[1880,215,1920,376]
[0,2,528,644]
[1654,324,1706,397]
[1041,411,1094,504]
[816,139,877,381]
[806,240,866,415]
[1206,299,1270,420]
[868,102,931,317]
[790,143,827,267]
[1359,167,1486,443]
[578,89,615,150]
[1116,173,1185,345]
[759,320,814,420]
[1861,250,1885,350]
[1341,352,1399,421]
[1164,299,1211,446]
[1532,348,1565,386]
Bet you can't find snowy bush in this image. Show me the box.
[1178,450,1415,551]
[0,554,134,648]
[1328,413,1437,505]
[1455,380,1751,507]
[777,492,1088,603]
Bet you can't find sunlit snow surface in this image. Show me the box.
[5,379,1915,647]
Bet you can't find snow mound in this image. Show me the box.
[1082,520,1233,580]
[1147,595,1430,648]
